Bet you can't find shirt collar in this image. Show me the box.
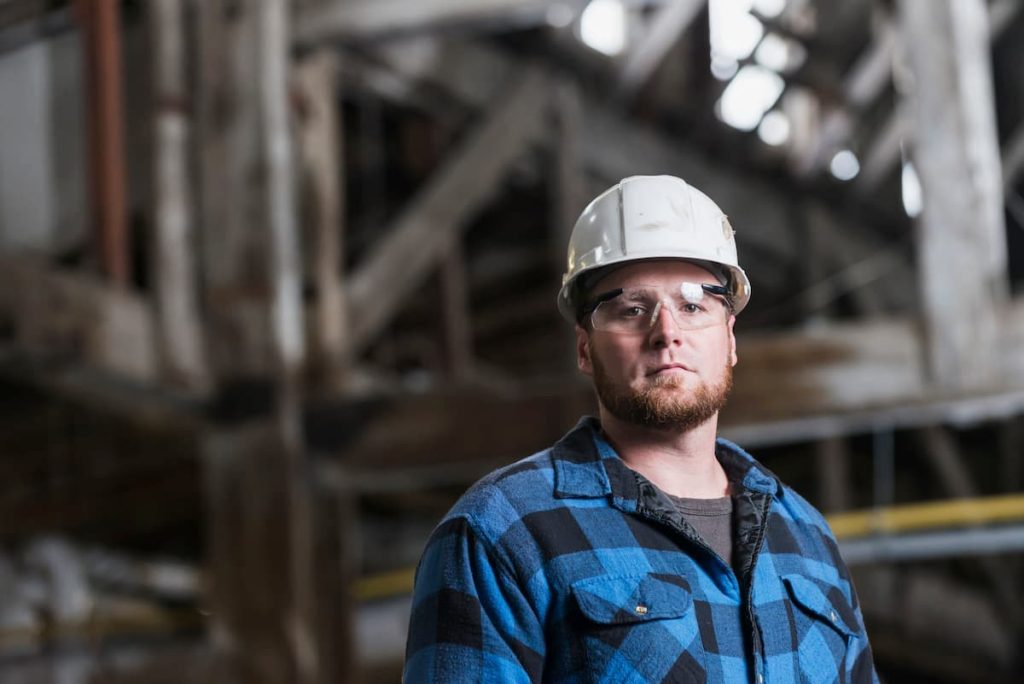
[552,416,782,499]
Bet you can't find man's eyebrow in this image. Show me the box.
[590,288,625,304]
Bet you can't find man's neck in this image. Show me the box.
[598,408,730,499]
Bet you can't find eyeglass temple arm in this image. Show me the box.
[579,288,624,318]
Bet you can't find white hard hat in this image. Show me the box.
[557,175,751,322]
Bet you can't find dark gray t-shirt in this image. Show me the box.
[667,494,734,569]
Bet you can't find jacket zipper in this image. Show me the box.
[743,494,773,682]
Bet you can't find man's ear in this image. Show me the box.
[727,315,738,367]
[575,325,593,376]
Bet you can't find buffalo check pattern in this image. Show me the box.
[404,417,878,683]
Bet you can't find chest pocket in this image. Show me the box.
[782,575,859,682]
[570,574,707,683]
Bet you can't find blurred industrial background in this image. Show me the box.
[0,0,1023,681]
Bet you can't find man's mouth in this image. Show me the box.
[647,363,693,376]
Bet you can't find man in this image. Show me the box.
[404,175,878,683]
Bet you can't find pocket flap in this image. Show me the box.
[571,574,692,625]
[782,575,857,637]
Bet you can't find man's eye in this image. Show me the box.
[681,303,703,314]
[620,305,648,318]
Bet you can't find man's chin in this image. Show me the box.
[643,374,689,393]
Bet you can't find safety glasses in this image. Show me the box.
[582,282,732,334]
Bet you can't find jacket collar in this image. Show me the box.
[552,416,781,500]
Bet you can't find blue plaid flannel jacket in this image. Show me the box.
[405,417,878,683]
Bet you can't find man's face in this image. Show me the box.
[575,260,738,431]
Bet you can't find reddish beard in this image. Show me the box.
[591,353,733,431]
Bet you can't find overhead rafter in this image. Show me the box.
[614,0,705,102]
[847,0,1020,194]
[794,20,896,177]
[345,67,550,353]
[295,0,577,45]
[853,104,906,193]
[355,40,860,284]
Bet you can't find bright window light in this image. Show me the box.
[752,0,787,19]
[710,56,739,81]
[755,33,790,72]
[902,162,923,217]
[546,3,575,28]
[717,65,785,131]
[758,110,790,146]
[580,0,627,56]
[830,150,860,181]
[709,0,764,62]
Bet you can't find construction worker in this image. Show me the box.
[404,176,878,682]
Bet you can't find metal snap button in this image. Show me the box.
[634,604,648,615]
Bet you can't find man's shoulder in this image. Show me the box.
[774,479,835,536]
[439,448,560,541]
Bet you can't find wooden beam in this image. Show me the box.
[899,0,1009,389]
[0,255,157,380]
[794,20,896,177]
[196,2,330,682]
[202,424,295,683]
[295,0,566,45]
[261,0,304,383]
[196,0,272,378]
[852,104,906,194]
[312,481,359,684]
[149,0,209,392]
[614,0,704,102]
[853,0,1019,194]
[258,2,323,683]
[312,300,1024,469]
[355,38,912,282]
[345,67,549,352]
[295,51,349,391]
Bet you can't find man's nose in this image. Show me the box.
[648,302,683,348]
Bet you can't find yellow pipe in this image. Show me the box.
[827,493,1024,539]
[355,566,416,601]
[352,495,1024,600]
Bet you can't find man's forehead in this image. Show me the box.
[592,260,719,290]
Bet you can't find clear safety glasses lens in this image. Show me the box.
[588,282,731,334]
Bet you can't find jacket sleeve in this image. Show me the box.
[404,516,545,683]
[843,566,880,684]
[822,529,880,684]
